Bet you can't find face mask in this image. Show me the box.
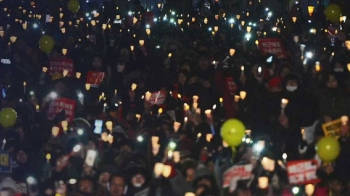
[133,182,143,188]
[334,68,344,72]
[286,86,297,92]
[117,64,125,72]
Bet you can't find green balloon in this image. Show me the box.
[68,0,80,14]
[325,4,342,23]
[316,137,340,162]
[221,119,245,147]
[0,108,17,128]
[39,35,54,53]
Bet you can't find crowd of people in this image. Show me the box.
[0,0,350,195]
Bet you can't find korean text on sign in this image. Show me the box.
[86,71,106,87]
[258,38,286,58]
[0,152,11,173]
[223,164,253,188]
[287,160,320,185]
[322,119,342,139]
[149,91,167,105]
[47,98,76,122]
[49,58,75,77]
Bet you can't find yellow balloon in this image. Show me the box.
[325,4,342,23]
[221,119,245,147]
[316,137,340,162]
[39,35,54,53]
[68,0,80,14]
[0,108,17,128]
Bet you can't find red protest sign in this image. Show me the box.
[47,98,76,122]
[86,71,105,87]
[287,160,320,185]
[49,58,75,77]
[225,77,237,96]
[223,164,253,188]
[258,38,286,58]
[149,91,167,105]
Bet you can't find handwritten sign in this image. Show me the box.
[287,160,320,185]
[86,71,105,87]
[223,164,253,188]
[225,77,237,96]
[149,91,167,105]
[49,58,74,77]
[322,119,342,139]
[47,98,76,122]
[0,152,11,173]
[258,38,286,58]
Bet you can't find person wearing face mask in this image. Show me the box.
[124,166,150,196]
[270,73,318,160]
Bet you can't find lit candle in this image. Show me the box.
[23,81,26,94]
[281,98,289,114]
[46,153,51,163]
[173,122,181,132]
[85,84,91,91]
[145,91,151,101]
[103,103,107,113]
[154,163,164,178]
[106,121,113,132]
[193,95,199,103]
[135,114,141,122]
[52,126,59,137]
[219,97,223,107]
[240,91,247,100]
[61,121,68,132]
[206,133,213,142]
[341,116,348,126]
[1,139,6,150]
[158,108,163,117]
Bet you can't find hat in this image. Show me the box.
[0,177,17,191]
[268,77,282,88]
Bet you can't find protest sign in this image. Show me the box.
[223,164,253,189]
[0,152,11,173]
[86,71,105,87]
[49,58,74,77]
[258,38,286,58]
[149,91,167,105]
[322,119,342,139]
[287,160,320,185]
[47,98,76,122]
[16,183,27,194]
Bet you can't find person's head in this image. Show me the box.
[267,77,282,93]
[284,74,301,93]
[0,177,17,196]
[279,65,291,78]
[324,73,339,89]
[131,173,145,188]
[54,80,67,94]
[109,174,126,196]
[77,177,95,195]
[333,62,345,73]
[198,51,210,70]
[178,70,189,85]
[16,149,28,163]
[92,56,103,70]
[329,178,345,194]
[180,60,192,72]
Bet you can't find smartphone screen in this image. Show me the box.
[0,59,11,65]
[1,88,6,98]
[94,120,103,134]
[85,150,97,166]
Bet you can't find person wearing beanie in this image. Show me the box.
[0,177,17,196]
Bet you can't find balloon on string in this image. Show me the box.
[39,35,54,53]
[221,119,245,147]
[325,4,342,23]
[316,137,340,162]
[0,108,17,128]
[68,0,80,14]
